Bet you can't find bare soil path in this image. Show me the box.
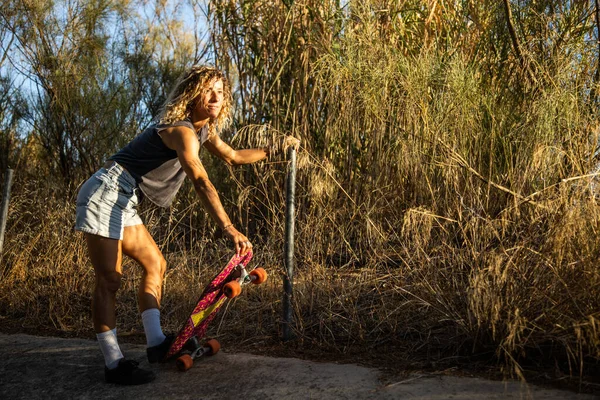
[0,333,596,399]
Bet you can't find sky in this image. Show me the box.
[0,0,212,133]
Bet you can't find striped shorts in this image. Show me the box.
[75,162,143,240]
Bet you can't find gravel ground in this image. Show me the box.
[0,333,596,400]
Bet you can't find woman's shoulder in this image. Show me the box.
[176,119,196,131]
[156,119,195,131]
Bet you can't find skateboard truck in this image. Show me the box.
[176,336,221,372]
[223,264,267,299]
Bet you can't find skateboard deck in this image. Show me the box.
[164,250,266,367]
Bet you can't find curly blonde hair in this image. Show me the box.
[157,65,232,138]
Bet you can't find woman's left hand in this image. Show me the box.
[223,225,253,256]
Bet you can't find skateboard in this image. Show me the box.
[164,250,267,371]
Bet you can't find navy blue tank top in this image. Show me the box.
[109,120,209,207]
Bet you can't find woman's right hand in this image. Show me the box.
[223,225,252,256]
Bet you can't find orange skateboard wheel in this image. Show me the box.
[206,339,220,355]
[224,281,242,298]
[176,354,193,372]
[250,268,268,284]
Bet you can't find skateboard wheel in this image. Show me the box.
[206,339,220,355]
[176,354,193,372]
[250,268,268,284]
[224,281,242,298]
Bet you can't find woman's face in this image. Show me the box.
[194,78,224,121]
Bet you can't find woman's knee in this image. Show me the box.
[95,270,122,293]
[145,255,167,281]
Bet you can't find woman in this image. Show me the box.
[75,66,299,385]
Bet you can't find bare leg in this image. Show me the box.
[85,233,123,333]
[121,224,169,352]
[122,224,167,312]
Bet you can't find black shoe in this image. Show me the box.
[105,359,155,385]
[146,334,175,363]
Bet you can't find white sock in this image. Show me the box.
[97,328,124,370]
[142,308,166,347]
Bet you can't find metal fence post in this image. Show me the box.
[0,169,14,256]
[282,147,296,341]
